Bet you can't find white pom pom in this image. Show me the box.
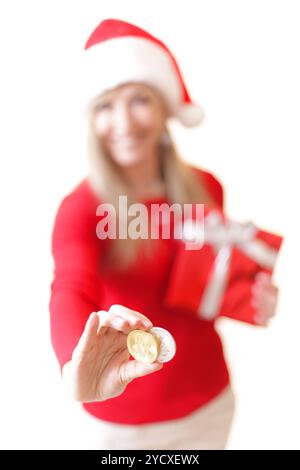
[176,103,205,127]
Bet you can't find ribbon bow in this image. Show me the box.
[181,210,279,320]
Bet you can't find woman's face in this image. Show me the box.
[91,83,168,167]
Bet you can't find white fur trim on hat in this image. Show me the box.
[175,103,205,127]
[80,37,181,115]
[79,35,205,127]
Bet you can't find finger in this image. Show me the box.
[96,310,132,335]
[119,359,163,386]
[253,313,270,326]
[254,307,274,323]
[252,281,278,302]
[254,302,276,323]
[252,303,276,322]
[254,271,272,284]
[252,279,272,296]
[253,297,275,324]
[109,304,153,325]
[269,284,279,296]
[253,284,278,301]
[252,290,277,314]
[73,312,99,358]
[108,304,153,329]
[253,299,277,325]
[253,276,273,298]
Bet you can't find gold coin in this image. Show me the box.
[127,330,159,364]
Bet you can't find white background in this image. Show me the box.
[0,0,299,449]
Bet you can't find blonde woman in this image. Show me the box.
[49,19,279,450]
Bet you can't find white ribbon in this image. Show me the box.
[181,210,279,320]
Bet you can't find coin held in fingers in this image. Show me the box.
[150,327,176,363]
[127,327,176,364]
[127,330,158,364]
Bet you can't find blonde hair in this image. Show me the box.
[85,109,218,271]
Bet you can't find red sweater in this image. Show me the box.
[49,167,230,425]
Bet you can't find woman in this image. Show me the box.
[49,18,278,450]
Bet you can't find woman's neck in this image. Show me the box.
[121,152,165,199]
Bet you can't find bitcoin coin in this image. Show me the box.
[127,329,159,364]
[150,327,176,363]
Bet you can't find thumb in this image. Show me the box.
[119,360,163,386]
[73,312,99,360]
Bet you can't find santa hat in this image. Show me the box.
[80,18,205,127]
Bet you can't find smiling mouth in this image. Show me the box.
[110,137,144,146]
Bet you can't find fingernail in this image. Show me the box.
[257,272,269,281]
[155,362,163,369]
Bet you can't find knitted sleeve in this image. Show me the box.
[48,182,102,372]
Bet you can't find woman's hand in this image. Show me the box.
[251,272,279,326]
[62,304,163,403]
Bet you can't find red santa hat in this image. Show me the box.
[81,18,204,127]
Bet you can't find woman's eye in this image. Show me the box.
[133,96,150,104]
[95,102,112,111]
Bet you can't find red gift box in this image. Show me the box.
[218,277,259,325]
[164,208,284,325]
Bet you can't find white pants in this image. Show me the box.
[72,384,236,450]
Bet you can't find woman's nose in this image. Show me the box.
[111,103,135,135]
